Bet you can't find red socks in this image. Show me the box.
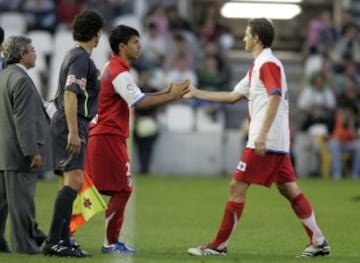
[291,193,312,219]
[211,201,244,249]
[291,193,324,244]
[105,191,131,245]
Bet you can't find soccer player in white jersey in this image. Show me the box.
[185,18,330,258]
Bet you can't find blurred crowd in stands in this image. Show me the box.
[298,6,360,179]
[0,0,234,102]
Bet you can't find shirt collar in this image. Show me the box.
[112,54,130,70]
[254,48,272,64]
[16,63,27,71]
[258,48,272,58]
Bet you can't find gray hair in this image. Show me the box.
[3,35,32,64]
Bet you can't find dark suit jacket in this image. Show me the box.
[0,64,52,172]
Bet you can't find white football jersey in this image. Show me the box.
[234,48,290,153]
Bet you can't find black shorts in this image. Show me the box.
[51,111,89,175]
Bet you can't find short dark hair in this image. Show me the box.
[109,25,139,54]
[0,27,4,44]
[72,10,104,42]
[248,18,274,48]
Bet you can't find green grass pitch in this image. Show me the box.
[0,176,359,263]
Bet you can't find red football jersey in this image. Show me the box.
[90,55,144,138]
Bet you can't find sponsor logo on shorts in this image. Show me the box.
[237,161,247,172]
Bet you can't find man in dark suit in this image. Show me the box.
[0,35,52,254]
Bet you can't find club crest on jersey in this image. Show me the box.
[66,74,87,90]
[237,161,247,172]
[126,83,136,91]
[127,83,141,99]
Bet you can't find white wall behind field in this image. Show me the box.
[132,129,244,176]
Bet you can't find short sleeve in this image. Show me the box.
[112,71,145,107]
[65,55,89,94]
[259,62,281,95]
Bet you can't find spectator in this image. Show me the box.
[84,0,117,33]
[322,57,337,92]
[305,15,324,51]
[331,23,360,74]
[303,46,324,85]
[197,55,228,91]
[166,5,193,33]
[328,106,360,179]
[23,0,56,34]
[163,31,195,71]
[336,75,360,116]
[343,60,360,86]
[305,10,338,54]
[195,54,228,114]
[297,70,336,175]
[0,0,24,11]
[56,0,83,31]
[199,40,225,73]
[145,3,168,36]
[337,9,354,36]
[165,53,198,88]
[134,69,161,174]
[197,3,224,42]
[139,22,166,67]
[298,71,336,132]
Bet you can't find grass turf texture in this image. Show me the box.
[0,176,359,263]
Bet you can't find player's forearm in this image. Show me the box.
[259,95,280,136]
[136,92,178,109]
[64,91,79,134]
[148,89,168,96]
[193,89,243,104]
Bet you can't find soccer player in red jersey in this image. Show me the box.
[186,18,330,258]
[84,25,189,253]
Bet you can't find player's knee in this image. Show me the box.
[229,180,247,201]
[68,179,83,191]
[277,184,287,196]
[65,171,84,191]
[276,182,300,200]
[121,190,132,199]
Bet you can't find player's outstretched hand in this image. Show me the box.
[183,83,197,99]
[169,79,191,99]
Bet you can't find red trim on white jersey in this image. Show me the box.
[233,48,290,153]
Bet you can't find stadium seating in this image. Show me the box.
[27,30,54,73]
[164,103,195,132]
[0,12,27,35]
